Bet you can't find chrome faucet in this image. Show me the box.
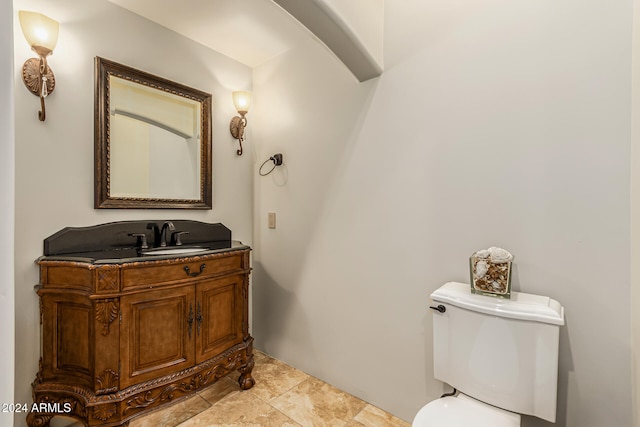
[159,221,175,247]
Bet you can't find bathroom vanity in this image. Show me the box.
[27,221,254,427]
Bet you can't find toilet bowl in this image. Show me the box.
[412,393,521,427]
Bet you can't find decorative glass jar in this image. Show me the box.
[469,247,513,299]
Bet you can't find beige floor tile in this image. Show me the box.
[52,351,412,427]
[246,354,310,402]
[51,416,83,427]
[253,349,270,362]
[271,377,368,427]
[176,391,301,427]
[129,395,211,427]
[351,404,411,427]
[198,376,243,405]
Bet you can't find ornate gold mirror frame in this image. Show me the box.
[95,57,212,209]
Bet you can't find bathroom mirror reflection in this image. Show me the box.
[95,57,212,209]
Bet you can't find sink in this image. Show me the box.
[141,247,210,256]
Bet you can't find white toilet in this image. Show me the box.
[413,282,564,426]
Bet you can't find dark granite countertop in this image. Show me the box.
[37,220,250,265]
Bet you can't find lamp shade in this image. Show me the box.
[232,91,251,114]
[19,11,59,56]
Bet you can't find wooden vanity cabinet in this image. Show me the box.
[28,248,254,427]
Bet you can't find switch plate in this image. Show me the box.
[268,212,276,229]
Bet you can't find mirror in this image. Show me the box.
[95,57,212,209]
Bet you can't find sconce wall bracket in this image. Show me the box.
[22,57,55,121]
[22,57,55,96]
[230,113,247,156]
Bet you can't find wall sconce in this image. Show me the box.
[229,91,251,156]
[18,11,59,122]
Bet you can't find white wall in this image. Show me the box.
[1,1,15,426]
[632,0,640,424]
[12,1,252,426]
[253,0,633,425]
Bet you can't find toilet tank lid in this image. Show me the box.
[431,282,565,325]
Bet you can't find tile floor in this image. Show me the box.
[67,351,411,427]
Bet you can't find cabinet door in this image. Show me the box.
[120,286,195,388]
[40,292,93,387]
[195,275,244,364]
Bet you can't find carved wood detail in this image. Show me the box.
[238,355,256,390]
[26,393,86,426]
[25,412,54,427]
[123,346,246,414]
[29,341,253,426]
[124,249,248,268]
[95,299,119,336]
[93,403,117,421]
[95,57,213,210]
[97,267,120,292]
[96,369,119,395]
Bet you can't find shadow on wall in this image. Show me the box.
[252,261,319,368]
[549,321,573,427]
[421,311,437,400]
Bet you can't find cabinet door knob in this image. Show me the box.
[184,264,206,277]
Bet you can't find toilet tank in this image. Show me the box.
[430,282,564,423]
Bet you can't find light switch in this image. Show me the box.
[268,212,276,229]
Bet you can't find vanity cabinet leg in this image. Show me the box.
[26,412,54,427]
[238,354,255,390]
